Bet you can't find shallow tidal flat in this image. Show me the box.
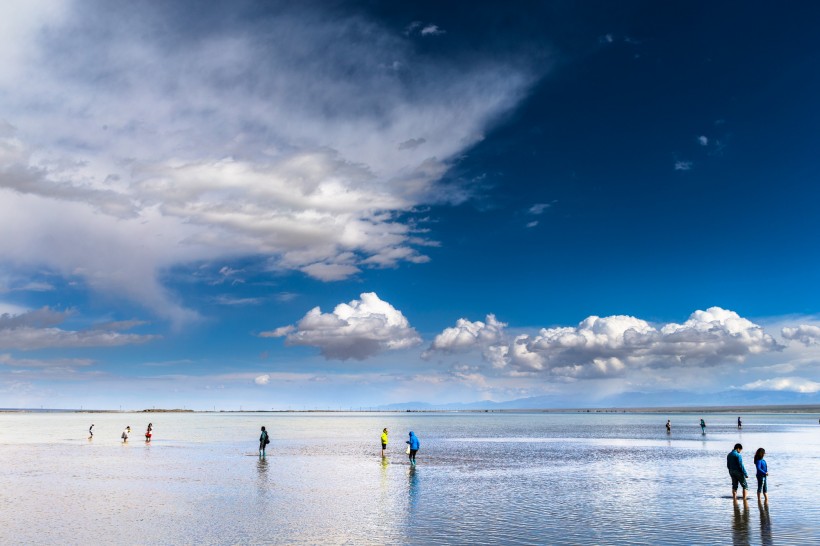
[1,411,818,544]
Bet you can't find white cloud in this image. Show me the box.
[426,307,782,379]
[263,292,421,360]
[781,324,820,346]
[698,135,709,146]
[0,3,536,321]
[741,377,820,394]
[0,307,157,350]
[674,161,693,171]
[528,203,551,215]
[421,25,445,36]
[0,353,94,369]
[425,314,506,355]
[526,221,539,228]
[254,374,271,385]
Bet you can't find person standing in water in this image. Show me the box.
[737,416,742,429]
[727,443,749,502]
[381,428,389,457]
[145,422,153,443]
[121,427,129,443]
[88,424,94,439]
[259,426,270,457]
[754,447,768,503]
[665,419,671,433]
[700,418,706,434]
[406,431,420,466]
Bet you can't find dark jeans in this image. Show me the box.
[757,476,767,494]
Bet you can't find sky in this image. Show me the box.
[1,0,820,410]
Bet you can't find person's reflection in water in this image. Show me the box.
[758,499,772,546]
[731,500,750,546]
[407,465,419,514]
[256,456,270,497]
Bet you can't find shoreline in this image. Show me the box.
[2,404,820,414]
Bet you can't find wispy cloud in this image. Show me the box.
[0,2,537,323]
[674,160,693,171]
[0,307,157,350]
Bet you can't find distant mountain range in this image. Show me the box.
[377,389,820,411]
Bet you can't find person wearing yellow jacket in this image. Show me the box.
[380,428,388,457]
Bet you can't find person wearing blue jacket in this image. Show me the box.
[406,431,420,466]
[754,447,768,503]
[727,443,748,502]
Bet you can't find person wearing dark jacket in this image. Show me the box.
[727,443,748,502]
[259,426,270,457]
[406,431,420,466]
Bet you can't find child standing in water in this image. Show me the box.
[754,448,768,503]
[145,423,153,442]
[381,428,388,457]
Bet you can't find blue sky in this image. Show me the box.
[1,0,820,410]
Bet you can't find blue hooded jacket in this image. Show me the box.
[727,449,747,477]
[406,431,420,450]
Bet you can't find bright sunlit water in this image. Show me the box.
[1,411,818,544]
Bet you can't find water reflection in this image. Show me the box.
[732,500,750,545]
[758,501,772,545]
[256,456,269,492]
[407,466,419,513]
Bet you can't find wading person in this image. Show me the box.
[145,422,153,443]
[88,424,94,439]
[406,431,420,466]
[665,419,671,433]
[727,443,749,502]
[259,426,270,457]
[121,427,129,443]
[700,418,706,434]
[381,428,388,457]
[754,447,768,503]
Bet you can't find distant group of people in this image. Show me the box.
[665,418,707,433]
[88,423,152,443]
[663,416,742,434]
[728,443,768,503]
[258,425,421,465]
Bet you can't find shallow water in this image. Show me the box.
[1,411,818,544]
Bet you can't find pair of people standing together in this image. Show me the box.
[727,443,768,503]
[381,428,420,465]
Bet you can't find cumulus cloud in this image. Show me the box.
[425,314,506,357]
[262,292,421,360]
[781,325,820,346]
[427,307,782,379]
[698,135,709,146]
[741,377,820,394]
[0,307,157,350]
[0,2,537,322]
[254,374,271,385]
